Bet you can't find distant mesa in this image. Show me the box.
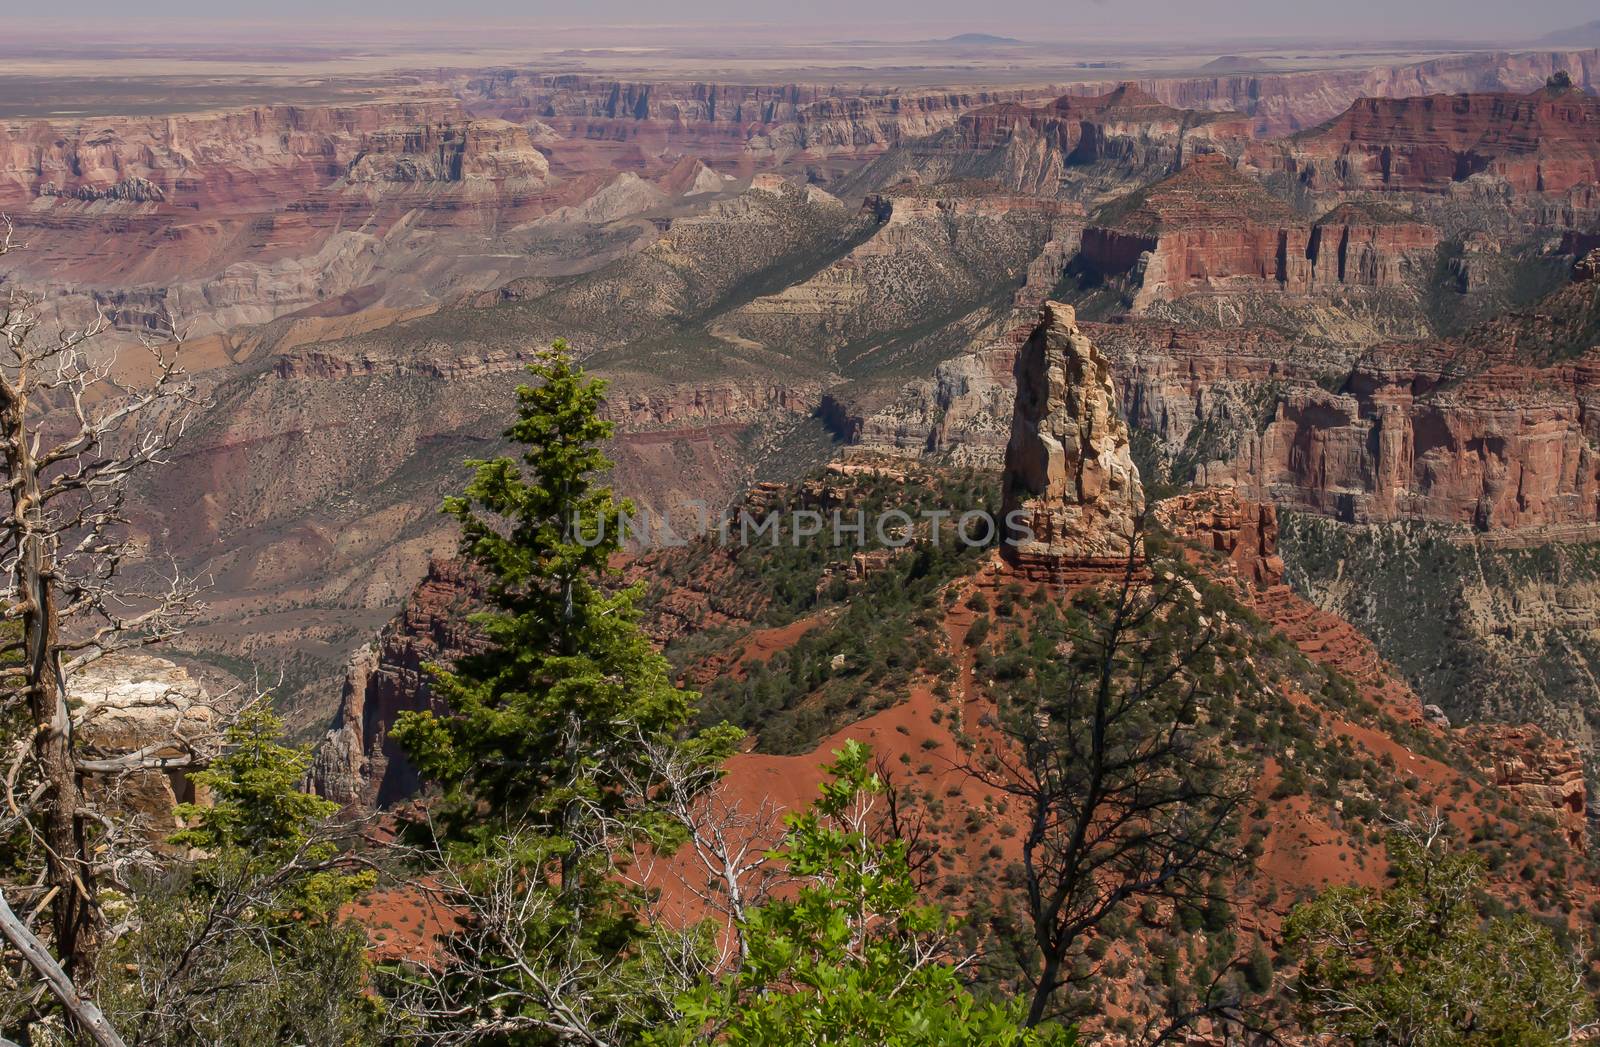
[1276,86,1600,193]
[1199,55,1279,74]
[1538,19,1600,46]
[933,33,1023,45]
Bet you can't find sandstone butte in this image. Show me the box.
[1000,301,1145,573]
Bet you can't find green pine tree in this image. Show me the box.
[388,340,738,1044]
[100,706,381,1045]
[172,705,374,912]
[393,339,707,854]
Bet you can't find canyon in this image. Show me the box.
[2,39,1597,814]
[5,24,1600,1041]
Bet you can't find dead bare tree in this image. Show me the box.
[387,821,667,1047]
[620,730,788,969]
[966,548,1250,1029]
[0,217,211,1023]
[388,730,788,1045]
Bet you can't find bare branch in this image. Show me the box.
[0,887,125,1047]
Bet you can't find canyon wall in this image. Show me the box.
[1079,155,1442,306]
[0,97,579,340]
[0,100,548,208]
[1273,87,1600,194]
[850,286,1600,537]
[311,559,482,808]
[1065,49,1600,135]
[460,73,1064,171]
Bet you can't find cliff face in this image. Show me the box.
[346,118,550,184]
[1307,203,1443,288]
[1065,48,1599,135]
[310,559,484,808]
[1277,87,1600,194]
[949,84,1252,181]
[1095,305,1600,533]
[1202,344,1600,530]
[846,342,1022,466]
[462,73,1060,171]
[1079,156,1440,307]
[0,101,548,209]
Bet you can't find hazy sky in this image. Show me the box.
[20,0,1599,41]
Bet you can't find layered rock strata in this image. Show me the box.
[309,559,484,809]
[70,654,215,840]
[1275,87,1600,194]
[1001,302,1145,572]
[1079,156,1439,307]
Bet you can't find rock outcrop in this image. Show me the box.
[71,654,215,839]
[1463,724,1589,850]
[1155,489,1285,589]
[310,559,484,809]
[1001,302,1145,571]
